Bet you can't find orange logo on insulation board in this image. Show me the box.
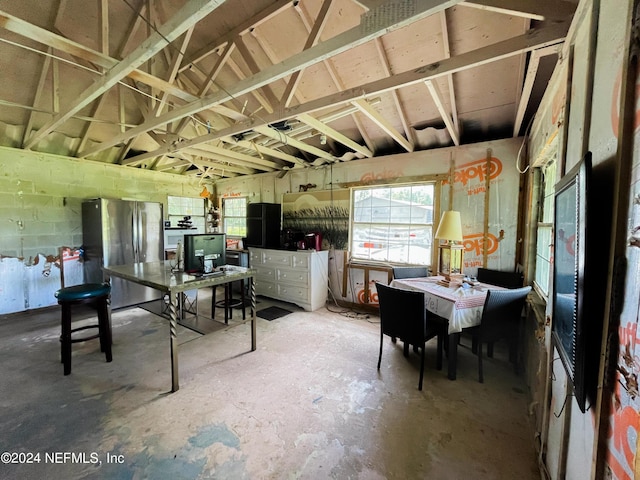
[463,233,500,256]
[444,158,503,186]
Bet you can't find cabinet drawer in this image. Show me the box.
[250,249,264,265]
[278,284,309,302]
[255,280,277,297]
[291,254,309,269]
[254,265,275,281]
[263,251,294,267]
[277,268,309,286]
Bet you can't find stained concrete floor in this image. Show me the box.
[0,289,539,479]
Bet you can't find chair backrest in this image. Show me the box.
[476,268,524,288]
[376,282,426,344]
[392,266,429,279]
[479,286,531,341]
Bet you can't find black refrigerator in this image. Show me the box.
[82,198,164,309]
[245,203,281,249]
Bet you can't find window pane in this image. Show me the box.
[223,198,247,237]
[534,160,556,296]
[351,183,434,266]
[167,196,205,228]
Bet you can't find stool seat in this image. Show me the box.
[56,283,112,375]
[55,283,111,302]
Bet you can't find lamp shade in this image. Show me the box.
[434,211,463,242]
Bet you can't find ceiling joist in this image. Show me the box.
[131,20,567,163]
[78,0,463,158]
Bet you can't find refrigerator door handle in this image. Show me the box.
[132,204,139,262]
[137,205,144,262]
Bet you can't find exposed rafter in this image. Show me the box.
[78,0,463,158]
[0,0,575,179]
[425,79,459,145]
[512,44,560,137]
[352,99,413,152]
[23,0,229,149]
[116,20,569,166]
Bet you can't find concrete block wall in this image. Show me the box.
[0,146,211,313]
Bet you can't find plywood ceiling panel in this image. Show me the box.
[0,0,573,178]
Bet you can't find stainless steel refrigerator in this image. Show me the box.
[82,198,164,309]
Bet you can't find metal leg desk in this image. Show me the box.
[103,261,257,392]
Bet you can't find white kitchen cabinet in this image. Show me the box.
[249,248,328,311]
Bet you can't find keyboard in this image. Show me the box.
[192,270,225,278]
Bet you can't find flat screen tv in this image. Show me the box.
[183,233,226,274]
[551,152,607,413]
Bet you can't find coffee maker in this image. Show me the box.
[304,232,322,251]
[281,229,304,250]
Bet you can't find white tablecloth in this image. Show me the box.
[389,277,500,334]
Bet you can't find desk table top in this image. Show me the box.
[103,261,256,294]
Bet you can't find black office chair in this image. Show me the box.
[469,286,531,383]
[376,282,444,390]
[476,268,524,288]
[392,266,429,279]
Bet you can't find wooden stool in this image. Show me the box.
[55,283,112,375]
[212,280,246,324]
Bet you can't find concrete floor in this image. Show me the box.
[0,289,539,479]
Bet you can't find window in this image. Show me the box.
[534,160,556,296]
[167,196,205,231]
[223,197,247,237]
[351,183,435,265]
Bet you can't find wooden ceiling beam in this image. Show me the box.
[3,6,209,122]
[373,37,415,146]
[254,125,336,163]
[185,147,275,172]
[221,137,307,168]
[424,79,459,145]
[439,10,459,136]
[186,154,255,175]
[22,49,52,146]
[134,19,568,161]
[156,27,195,116]
[298,113,373,157]
[78,2,153,156]
[226,55,274,114]
[512,44,559,137]
[178,0,293,72]
[352,99,413,152]
[281,0,333,107]
[23,0,228,149]
[100,0,109,55]
[234,35,279,111]
[79,0,462,158]
[461,0,575,21]
[290,0,373,150]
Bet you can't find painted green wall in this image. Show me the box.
[0,146,208,261]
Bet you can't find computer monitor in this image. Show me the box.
[183,233,226,274]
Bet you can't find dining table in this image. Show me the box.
[103,261,257,392]
[389,275,504,380]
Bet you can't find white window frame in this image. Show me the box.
[350,182,436,266]
[534,160,557,297]
[223,197,247,238]
[167,195,206,231]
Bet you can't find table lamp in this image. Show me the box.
[434,210,464,287]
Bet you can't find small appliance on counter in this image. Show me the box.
[304,232,322,251]
[294,232,322,251]
[281,228,304,250]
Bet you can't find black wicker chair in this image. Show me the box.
[376,282,444,390]
[476,268,524,288]
[392,266,429,279]
[469,286,531,383]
